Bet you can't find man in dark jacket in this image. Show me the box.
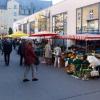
[2,38,12,66]
[17,40,26,66]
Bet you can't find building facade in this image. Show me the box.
[13,0,100,47]
[0,0,52,34]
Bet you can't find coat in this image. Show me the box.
[2,40,12,54]
[18,43,25,56]
[44,44,52,58]
[24,44,36,66]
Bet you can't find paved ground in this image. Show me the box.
[0,50,100,100]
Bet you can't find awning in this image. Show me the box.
[55,34,100,41]
[3,34,12,38]
[11,31,29,38]
[30,31,58,37]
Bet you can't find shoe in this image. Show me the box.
[23,79,30,82]
[32,78,38,81]
[5,63,9,66]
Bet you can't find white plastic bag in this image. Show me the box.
[91,70,99,77]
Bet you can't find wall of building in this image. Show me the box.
[13,0,100,46]
[0,9,7,34]
[50,0,99,35]
[50,0,100,46]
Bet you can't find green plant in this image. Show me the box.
[8,27,13,35]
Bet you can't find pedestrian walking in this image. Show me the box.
[12,39,16,50]
[0,39,2,53]
[17,40,26,66]
[23,41,38,82]
[2,38,12,66]
[54,44,61,68]
[44,41,52,65]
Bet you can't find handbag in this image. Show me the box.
[34,56,40,65]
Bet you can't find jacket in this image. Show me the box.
[2,40,12,54]
[24,44,36,66]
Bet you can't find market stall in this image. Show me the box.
[55,34,100,53]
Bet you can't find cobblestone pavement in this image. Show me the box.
[0,50,100,100]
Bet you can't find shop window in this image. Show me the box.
[52,12,67,34]
[76,3,99,34]
[30,21,35,33]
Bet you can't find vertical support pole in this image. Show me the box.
[86,40,88,54]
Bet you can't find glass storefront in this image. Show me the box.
[18,25,21,31]
[52,12,67,46]
[30,21,35,33]
[52,12,67,35]
[38,17,47,31]
[76,3,100,34]
[23,23,27,33]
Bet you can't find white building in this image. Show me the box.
[0,0,52,35]
[0,0,26,34]
[13,0,100,47]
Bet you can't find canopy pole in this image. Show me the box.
[86,40,87,54]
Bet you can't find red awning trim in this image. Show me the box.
[30,31,58,37]
[55,34,100,41]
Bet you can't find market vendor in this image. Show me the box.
[53,44,62,68]
[44,42,52,65]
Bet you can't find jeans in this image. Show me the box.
[54,56,60,68]
[20,55,24,66]
[4,53,10,65]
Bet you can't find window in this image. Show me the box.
[25,9,29,15]
[14,5,17,9]
[14,12,17,16]
[14,19,17,22]
[52,12,67,35]
[76,3,99,34]
[89,9,94,19]
[76,8,82,34]
[30,21,35,33]
[20,9,25,15]
[18,25,21,31]
[78,12,81,20]
[23,24,27,33]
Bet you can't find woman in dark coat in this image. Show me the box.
[23,41,38,82]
